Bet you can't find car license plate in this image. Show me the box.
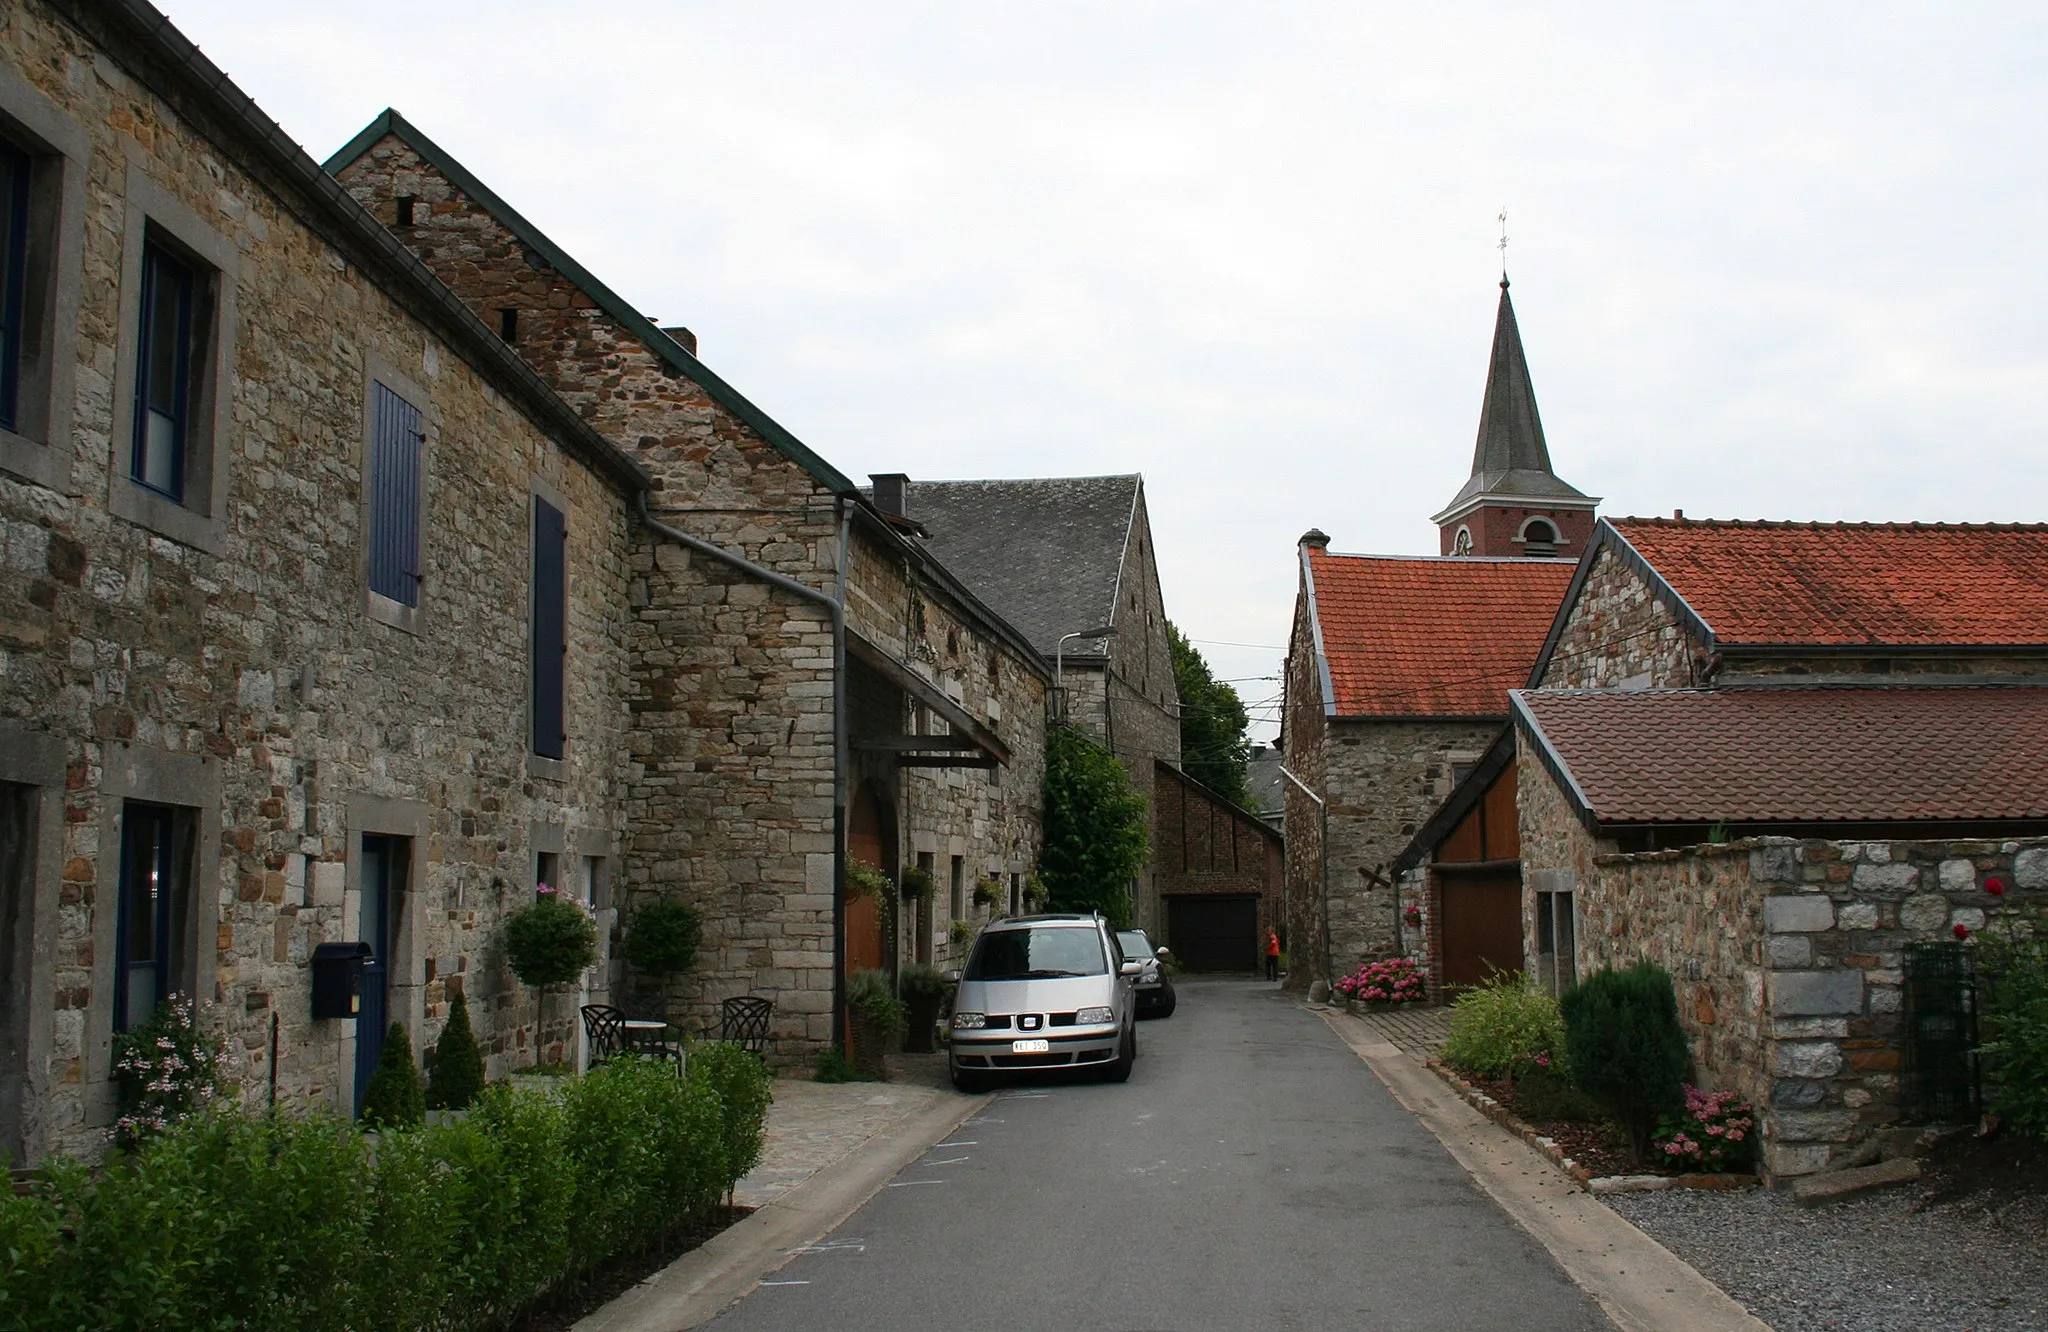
[1011,1038,1050,1053]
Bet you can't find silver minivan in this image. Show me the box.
[947,913,1140,1092]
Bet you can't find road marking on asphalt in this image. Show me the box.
[785,1239,866,1255]
[759,1281,811,1287]
[936,1139,978,1147]
[998,1091,1050,1099]
[923,1156,971,1166]
[886,1179,948,1188]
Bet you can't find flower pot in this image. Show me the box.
[849,1012,892,1080]
[902,993,944,1053]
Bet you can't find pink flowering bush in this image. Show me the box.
[111,995,233,1149]
[1652,1085,1756,1173]
[1334,957,1428,1005]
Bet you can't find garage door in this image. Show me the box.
[1440,871,1524,989]
[1166,894,1259,972]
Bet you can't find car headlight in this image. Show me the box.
[1075,1006,1114,1025]
[952,1012,986,1029]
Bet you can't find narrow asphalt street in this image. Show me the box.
[706,977,1609,1331]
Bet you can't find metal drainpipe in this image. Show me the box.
[1276,764,1333,988]
[634,492,850,1050]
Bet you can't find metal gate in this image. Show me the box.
[1903,941,1978,1123]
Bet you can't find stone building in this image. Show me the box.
[1500,516,2048,1179]
[873,475,1181,930]
[0,2,1053,1165]
[326,112,1052,1047]
[0,0,656,1161]
[1150,760,1284,971]
[1279,279,1590,992]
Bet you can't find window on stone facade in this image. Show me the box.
[536,851,560,895]
[396,195,416,227]
[531,496,567,760]
[131,234,203,501]
[498,308,517,343]
[367,381,424,608]
[916,851,935,966]
[1535,889,1577,996]
[0,137,27,433]
[115,802,195,1033]
[1009,872,1021,916]
[950,856,965,923]
[1522,519,1558,557]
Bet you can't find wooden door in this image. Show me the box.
[1440,871,1523,989]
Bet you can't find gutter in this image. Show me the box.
[634,493,851,1049]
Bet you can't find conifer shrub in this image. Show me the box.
[1561,961,1690,1163]
[425,990,485,1112]
[360,1022,425,1129]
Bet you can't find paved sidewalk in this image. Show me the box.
[576,1055,979,1332]
[1349,1002,1453,1061]
[732,1056,951,1207]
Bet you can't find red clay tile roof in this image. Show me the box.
[1513,685,2048,824]
[1307,549,1576,716]
[1611,519,2048,648]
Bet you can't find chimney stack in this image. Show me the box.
[1298,528,1330,549]
[871,473,910,518]
[661,326,698,356]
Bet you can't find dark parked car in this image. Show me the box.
[1117,927,1176,1018]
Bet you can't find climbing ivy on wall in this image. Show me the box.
[1040,723,1148,927]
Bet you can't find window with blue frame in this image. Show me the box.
[367,381,424,606]
[131,234,197,500]
[531,496,567,759]
[115,802,190,1033]
[0,137,28,433]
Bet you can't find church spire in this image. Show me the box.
[1432,279,1598,558]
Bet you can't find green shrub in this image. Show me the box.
[899,963,951,999]
[111,995,231,1148]
[846,968,906,1034]
[1562,961,1690,1163]
[425,990,485,1112]
[896,865,931,900]
[689,1041,775,1190]
[504,890,598,987]
[1041,723,1146,926]
[1441,972,1566,1080]
[360,1022,425,1129]
[0,1051,775,1332]
[813,1046,860,1082]
[1977,923,2048,1138]
[625,897,703,975]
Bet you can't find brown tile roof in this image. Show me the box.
[1306,548,1576,717]
[1610,519,2048,648]
[1513,685,2048,824]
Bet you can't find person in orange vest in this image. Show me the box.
[1265,928,1281,982]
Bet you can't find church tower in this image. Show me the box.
[1432,280,1598,558]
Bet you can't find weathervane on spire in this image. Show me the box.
[1498,207,1509,286]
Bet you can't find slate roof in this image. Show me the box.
[1305,548,1577,717]
[1607,519,2048,649]
[1434,281,1594,523]
[1512,685,2048,825]
[903,476,1140,658]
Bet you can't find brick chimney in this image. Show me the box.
[871,474,910,518]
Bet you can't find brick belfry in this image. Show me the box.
[1430,278,1598,559]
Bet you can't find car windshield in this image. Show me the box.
[1116,930,1151,957]
[967,926,1108,981]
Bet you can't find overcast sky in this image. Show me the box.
[163,1,2048,740]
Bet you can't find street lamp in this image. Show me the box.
[1054,625,1118,719]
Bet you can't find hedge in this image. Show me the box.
[0,1053,772,1332]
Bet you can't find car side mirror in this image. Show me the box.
[1155,946,1171,959]
[943,969,961,984]
[1118,960,1143,977]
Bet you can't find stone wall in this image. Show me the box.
[1535,546,1698,690]
[1104,485,1179,932]
[1280,585,1327,989]
[0,2,636,1157]
[1517,743,2048,1179]
[1153,764,1283,941]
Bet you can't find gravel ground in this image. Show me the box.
[1606,1182,2048,1331]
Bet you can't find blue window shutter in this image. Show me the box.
[532,496,567,759]
[367,383,423,606]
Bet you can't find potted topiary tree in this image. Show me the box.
[360,1021,424,1129]
[504,883,597,988]
[846,968,905,1079]
[898,964,951,1053]
[625,897,703,977]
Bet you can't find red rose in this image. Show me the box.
[1986,877,2006,896]
[1954,923,1971,940]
